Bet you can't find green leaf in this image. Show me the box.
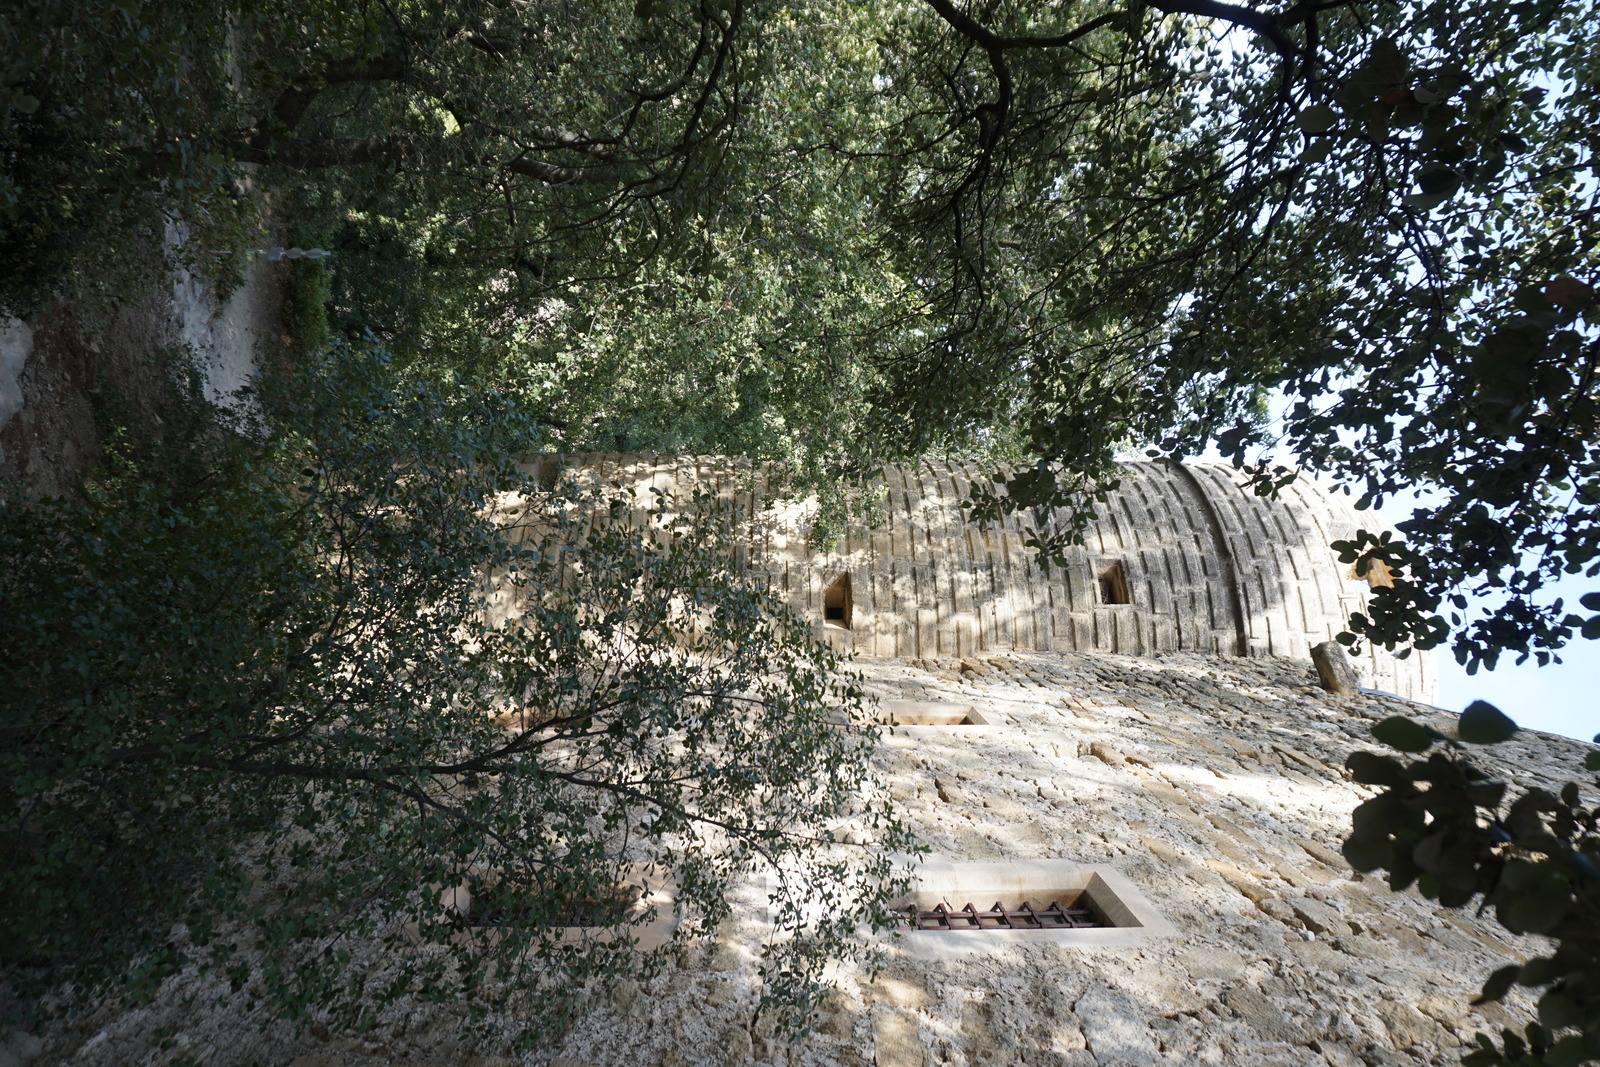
[1517,956,1558,986]
[1504,883,1570,935]
[1402,192,1450,211]
[1416,166,1460,195]
[1580,592,1600,611]
[1346,750,1408,786]
[1458,701,1518,744]
[1300,140,1333,164]
[1473,964,1519,1004]
[1297,104,1339,134]
[1372,715,1436,752]
[1341,835,1390,873]
[1547,1035,1600,1067]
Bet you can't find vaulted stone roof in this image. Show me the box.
[517,455,1435,703]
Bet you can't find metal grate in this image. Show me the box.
[896,899,1105,931]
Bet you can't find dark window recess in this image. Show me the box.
[823,573,853,629]
[1097,561,1129,605]
[896,899,1105,931]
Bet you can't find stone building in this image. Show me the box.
[517,454,1435,703]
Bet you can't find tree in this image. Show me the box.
[1344,703,1600,1066]
[0,346,909,1041]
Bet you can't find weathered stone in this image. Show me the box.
[1142,972,1208,1016]
[707,940,744,971]
[1223,986,1310,1045]
[1075,982,1160,1067]
[1205,813,1260,845]
[1287,939,1347,972]
[1089,741,1125,767]
[1355,1040,1411,1067]
[1311,641,1361,695]
[980,795,1029,820]
[1207,860,1272,903]
[1141,837,1197,872]
[1272,742,1334,775]
[1373,1001,1442,1050]
[1291,898,1353,937]
[719,1026,755,1064]
[876,1011,928,1067]
[1043,1008,1088,1050]
[815,994,856,1038]
[1175,947,1249,982]
[1415,995,1467,1031]
[960,998,1022,1065]
[1422,925,1479,954]
[1332,934,1396,961]
[868,975,932,1011]
[1201,828,1257,866]
[1027,1050,1095,1067]
[1296,838,1349,872]
[1313,1039,1365,1067]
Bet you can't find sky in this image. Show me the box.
[1373,491,1598,744]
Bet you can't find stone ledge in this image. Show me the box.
[884,856,1178,957]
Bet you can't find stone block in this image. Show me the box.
[1291,898,1353,937]
[1311,641,1361,695]
[872,1011,925,1067]
[1074,983,1160,1067]
[868,975,932,1011]
[1205,859,1271,903]
[1223,986,1310,1045]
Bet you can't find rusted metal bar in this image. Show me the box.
[895,899,1103,931]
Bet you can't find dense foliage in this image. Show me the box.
[1346,703,1600,1065]
[0,348,908,1039]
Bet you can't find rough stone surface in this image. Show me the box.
[871,1012,924,1067]
[24,650,1588,1066]
[1075,982,1161,1066]
[1312,641,1362,695]
[518,456,1436,701]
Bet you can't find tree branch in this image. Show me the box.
[266,51,410,135]
[1144,0,1298,60]
[922,0,1121,51]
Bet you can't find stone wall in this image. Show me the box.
[22,650,1583,1067]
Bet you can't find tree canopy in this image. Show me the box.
[0,347,908,1040]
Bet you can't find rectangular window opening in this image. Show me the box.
[882,700,988,726]
[1097,561,1129,605]
[823,572,853,629]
